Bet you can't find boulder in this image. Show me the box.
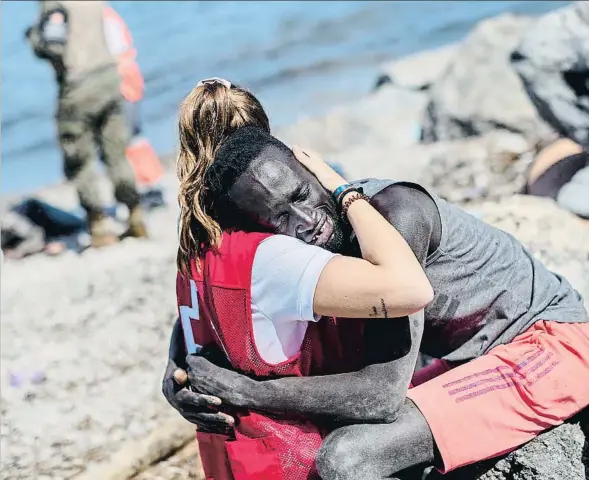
[374,44,459,91]
[416,131,535,204]
[276,84,427,158]
[420,14,555,145]
[330,130,534,204]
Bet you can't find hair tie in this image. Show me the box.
[196,77,232,89]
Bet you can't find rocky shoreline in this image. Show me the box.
[1,11,588,480]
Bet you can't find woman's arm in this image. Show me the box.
[293,147,433,319]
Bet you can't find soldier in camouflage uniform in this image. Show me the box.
[26,0,147,247]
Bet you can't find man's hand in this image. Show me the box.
[185,355,260,411]
[161,319,235,433]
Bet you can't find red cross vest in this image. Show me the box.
[176,230,366,480]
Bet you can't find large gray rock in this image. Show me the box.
[329,129,534,204]
[416,131,536,204]
[421,14,555,145]
[276,84,427,158]
[375,44,459,91]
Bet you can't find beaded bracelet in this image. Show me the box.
[333,185,365,209]
[341,192,371,216]
[335,186,359,207]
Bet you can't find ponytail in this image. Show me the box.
[176,80,270,272]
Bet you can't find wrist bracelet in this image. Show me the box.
[332,184,352,203]
[341,192,371,216]
[335,186,359,207]
[333,185,365,209]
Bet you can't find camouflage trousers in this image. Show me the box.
[57,69,140,218]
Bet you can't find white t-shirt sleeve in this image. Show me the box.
[251,235,337,323]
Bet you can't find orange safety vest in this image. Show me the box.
[103,3,164,189]
[103,4,144,103]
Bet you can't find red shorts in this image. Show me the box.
[407,320,589,473]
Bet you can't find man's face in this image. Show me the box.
[227,145,349,252]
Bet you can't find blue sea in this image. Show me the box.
[1,1,568,194]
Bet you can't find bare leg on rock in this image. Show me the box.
[315,399,435,480]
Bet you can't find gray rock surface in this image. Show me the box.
[313,128,534,203]
[432,411,589,480]
[0,177,182,480]
[416,131,536,204]
[276,84,427,158]
[376,44,458,91]
[421,14,556,145]
[511,2,589,149]
[133,441,203,480]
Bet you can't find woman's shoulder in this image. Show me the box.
[252,234,336,324]
[256,234,324,255]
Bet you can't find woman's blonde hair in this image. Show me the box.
[176,80,270,273]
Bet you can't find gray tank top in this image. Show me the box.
[353,178,588,362]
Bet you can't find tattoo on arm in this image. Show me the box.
[368,299,389,318]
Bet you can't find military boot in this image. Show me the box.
[89,213,119,248]
[121,206,148,239]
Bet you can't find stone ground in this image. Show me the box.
[133,442,203,480]
[1,193,181,479]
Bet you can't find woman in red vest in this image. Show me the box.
[174,78,433,480]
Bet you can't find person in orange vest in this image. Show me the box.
[25,1,148,247]
[103,3,165,208]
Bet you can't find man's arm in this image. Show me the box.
[185,184,440,425]
[511,2,589,148]
[25,2,68,68]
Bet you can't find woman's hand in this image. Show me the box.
[292,146,347,193]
